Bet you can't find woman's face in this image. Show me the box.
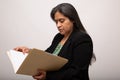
[54,11,74,36]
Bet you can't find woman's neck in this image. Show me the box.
[60,32,72,45]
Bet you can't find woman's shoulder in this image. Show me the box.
[54,33,63,39]
[71,31,92,42]
[52,33,64,42]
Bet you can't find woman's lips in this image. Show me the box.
[59,29,63,32]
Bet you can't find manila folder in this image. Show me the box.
[7,48,68,76]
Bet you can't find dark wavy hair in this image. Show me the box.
[50,3,96,64]
[50,3,87,33]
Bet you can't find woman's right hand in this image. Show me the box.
[14,46,30,53]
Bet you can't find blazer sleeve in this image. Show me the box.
[46,33,93,80]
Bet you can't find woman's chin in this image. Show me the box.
[59,32,65,35]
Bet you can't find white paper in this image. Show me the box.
[7,50,28,73]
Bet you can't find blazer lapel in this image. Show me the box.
[58,31,75,57]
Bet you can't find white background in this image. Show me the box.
[0,0,120,80]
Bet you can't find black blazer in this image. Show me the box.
[45,31,93,80]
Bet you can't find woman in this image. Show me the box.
[14,3,95,80]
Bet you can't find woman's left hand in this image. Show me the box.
[32,69,46,80]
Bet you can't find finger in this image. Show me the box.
[22,48,29,54]
[22,48,26,53]
[14,47,19,51]
[33,75,44,80]
[25,48,29,53]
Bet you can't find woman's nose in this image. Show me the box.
[56,22,61,28]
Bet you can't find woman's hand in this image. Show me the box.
[33,69,46,80]
[14,46,30,53]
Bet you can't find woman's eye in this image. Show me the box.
[59,19,65,23]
